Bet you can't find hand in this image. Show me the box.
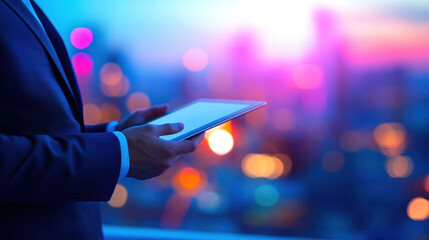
[122,123,205,180]
[115,104,169,131]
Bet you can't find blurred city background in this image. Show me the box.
[38,0,429,239]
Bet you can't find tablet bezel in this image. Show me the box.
[143,99,266,141]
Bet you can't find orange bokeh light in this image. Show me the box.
[374,122,406,156]
[178,168,201,190]
[424,175,429,193]
[108,184,128,208]
[83,103,101,125]
[100,104,121,122]
[242,154,287,179]
[407,197,429,221]
[385,156,413,178]
[275,154,293,177]
[126,92,151,112]
[100,63,123,86]
[101,75,130,97]
[173,167,207,196]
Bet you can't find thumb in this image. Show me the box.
[150,123,184,136]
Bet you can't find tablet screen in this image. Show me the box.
[147,101,248,141]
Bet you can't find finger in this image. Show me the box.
[151,123,184,136]
[170,132,205,154]
[138,104,169,121]
[170,140,198,155]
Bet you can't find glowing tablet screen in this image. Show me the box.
[144,100,265,141]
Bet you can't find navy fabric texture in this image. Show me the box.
[0,0,121,238]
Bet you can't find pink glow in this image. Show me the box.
[183,48,209,72]
[72,53,93,75]
[302,88,327,116]
[70,27,93,49]
[293,64,324,90]
[340,18,429,68]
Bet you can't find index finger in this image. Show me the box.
[170,132,205,154]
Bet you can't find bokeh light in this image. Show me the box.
[183,48,209,72]
[196,190,222,213]
[254,184,279,207]
[242,154,286,179]
[322,151,345,173]
[100,63,123,86]
[407,197,429,221]
[40,1,429,237]
[374,122,406,156]
[293,64,324,90]
[72,53,93,75]
[100,104,121,122]
[205,122,232,139]
[83,103,101,125]
[70,27,93,49]
[179,167,200,190]
[101,75,130,97]
[108,184,128,208]
[424,175,429,193]
[275,154,292,178]
[272,108,297,131]
[385,156,413,178]
[126,92,151,112]
[208,129,234,155]
[173,167,207,197]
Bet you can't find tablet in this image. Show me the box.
[143,99,266,141]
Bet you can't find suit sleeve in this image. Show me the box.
[0,132,121,203]
[86,123,109,133]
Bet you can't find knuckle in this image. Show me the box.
[143,124,155,132]
[159,144,172,157]
[165,123,176,132]
[164,148,175,157]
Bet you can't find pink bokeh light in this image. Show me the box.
[183,48,209,72]
[70,27,93,49]
[72,53,93,75]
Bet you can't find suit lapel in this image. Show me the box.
[2,0,79,110]
[3,0,85,130]
[31,1,84,122]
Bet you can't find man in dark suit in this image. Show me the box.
[0,0,204,239]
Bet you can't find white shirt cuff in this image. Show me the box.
[112,131,130,182]
[106,121,120,132]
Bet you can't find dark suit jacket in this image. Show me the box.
[0,0,121,238]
